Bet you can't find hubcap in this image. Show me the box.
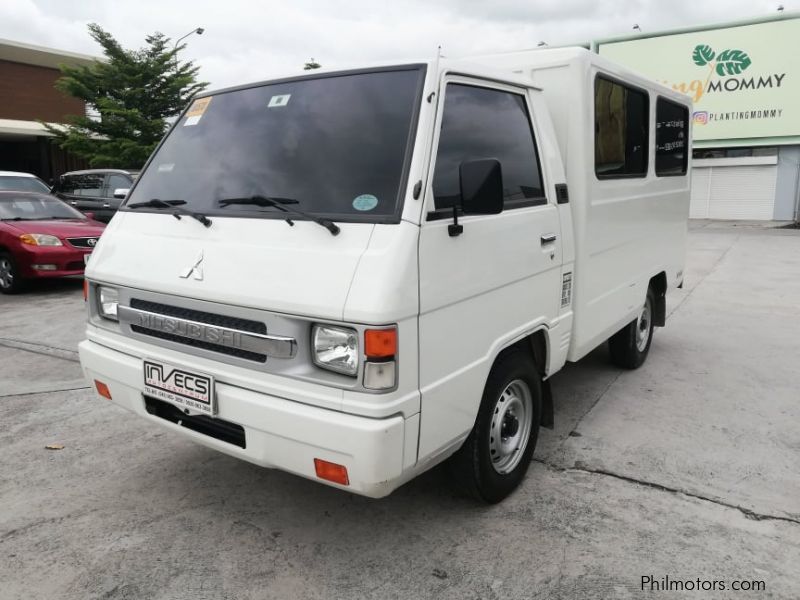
[636,296,652,352]
[0,258,13,289]
[489,379,534,474]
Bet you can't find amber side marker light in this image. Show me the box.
[83,279,88,301]
[94,380,112,400]
[314,458,349,486]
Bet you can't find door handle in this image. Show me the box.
[540,233,557,245]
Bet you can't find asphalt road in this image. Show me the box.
[1,222,799,599]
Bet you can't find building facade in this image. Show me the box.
[0,39,97,182]
[594,13,800,221]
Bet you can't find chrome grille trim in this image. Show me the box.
[118,305,297,359]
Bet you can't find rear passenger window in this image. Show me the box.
[433,83,545,210]
[655,98,689,176]
[595,76,649,178]
[60,174,105,197]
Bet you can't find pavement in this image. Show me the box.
[1,223,799,599]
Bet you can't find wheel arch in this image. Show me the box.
[493,327,554,429]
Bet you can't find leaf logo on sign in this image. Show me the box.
[691,44,752,75]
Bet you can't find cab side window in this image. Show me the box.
[595,76,649,178]
[433,83,545,211]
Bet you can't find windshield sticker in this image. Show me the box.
[184,97,212,126]
[352,194,379,211]
[157,163,175,172]
[268,94,291,108]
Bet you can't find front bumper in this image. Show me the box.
[78,339,412,498]
[17,245,90,278]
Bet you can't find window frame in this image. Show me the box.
[426,77,548,222]
[594,73,651,181]
[655,96,690,178]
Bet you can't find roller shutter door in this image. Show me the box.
[690,164,777,220]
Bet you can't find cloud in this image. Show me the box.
[0,0,788,89]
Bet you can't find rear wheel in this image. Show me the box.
[0,252,24,294]
[448,349,541,503]
[609,288,655,369]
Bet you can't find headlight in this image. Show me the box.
[19,233,62,246]
[98,286,119,321]
[312,324,358,376]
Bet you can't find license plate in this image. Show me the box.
[143,359,215,416]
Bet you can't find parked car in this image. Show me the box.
[52,169,138,223]
[80,49,691,502]
[0,191,105,293]
[0,171,51,193]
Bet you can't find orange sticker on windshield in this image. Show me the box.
[184,97,211,126]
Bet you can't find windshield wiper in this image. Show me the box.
[218,195,340,236]
[127,199,212,228]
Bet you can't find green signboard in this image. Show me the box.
[597,18,800,142]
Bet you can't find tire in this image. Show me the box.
[609,288,655,369]
[448,349,542,503]
[0,252,24,294]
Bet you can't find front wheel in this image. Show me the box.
[448,350,541,503]
[609,288,655,369]
[0,252,24,294]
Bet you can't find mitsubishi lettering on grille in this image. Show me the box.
[137,312,243,348]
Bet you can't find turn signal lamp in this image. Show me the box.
[94,380,112,400]
[363,327,397,390]
[314,458,349,486]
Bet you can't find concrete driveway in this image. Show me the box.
[1,223,799,599]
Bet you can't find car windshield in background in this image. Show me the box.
[0,176,50,193]
[0,193,85,220]
[125,66,425,222]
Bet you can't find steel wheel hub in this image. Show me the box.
[489,379,534,475]
[636,296,652,352]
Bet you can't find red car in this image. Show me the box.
[0,191,106,293]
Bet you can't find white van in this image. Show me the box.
[79,48,691,502]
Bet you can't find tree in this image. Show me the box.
[303,58,321,70]
[44,23,208,168]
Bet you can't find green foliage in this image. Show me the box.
[303,58,321,70]
[692,44,715,66]
[691,44,752,76]
[714,49,752,76]
[44,23,208,168]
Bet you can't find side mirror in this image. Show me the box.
[113,188,130,199]
[460,159,504,215]
[85,212,96,221]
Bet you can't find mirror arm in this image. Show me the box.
[448,205,463,237]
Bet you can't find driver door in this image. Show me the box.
[417,77,563,460]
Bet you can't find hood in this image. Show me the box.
[86,212,375,321]
[6,219,106,239]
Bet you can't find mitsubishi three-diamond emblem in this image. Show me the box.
[179,251,204,281]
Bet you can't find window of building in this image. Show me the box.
[595,76,649,178]
[655,98,689,176]
[433,83,544,211]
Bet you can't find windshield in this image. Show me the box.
[0,193,86,220]
[126,66,425,222]
[0,176,50,193]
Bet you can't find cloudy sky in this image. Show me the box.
[0,0,792,89]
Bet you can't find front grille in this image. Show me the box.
[130,298,266,334]
[144,396,246,448]
[131,325,267,362]
[66,237,100,249]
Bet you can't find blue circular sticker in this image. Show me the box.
[352,194,379,211]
